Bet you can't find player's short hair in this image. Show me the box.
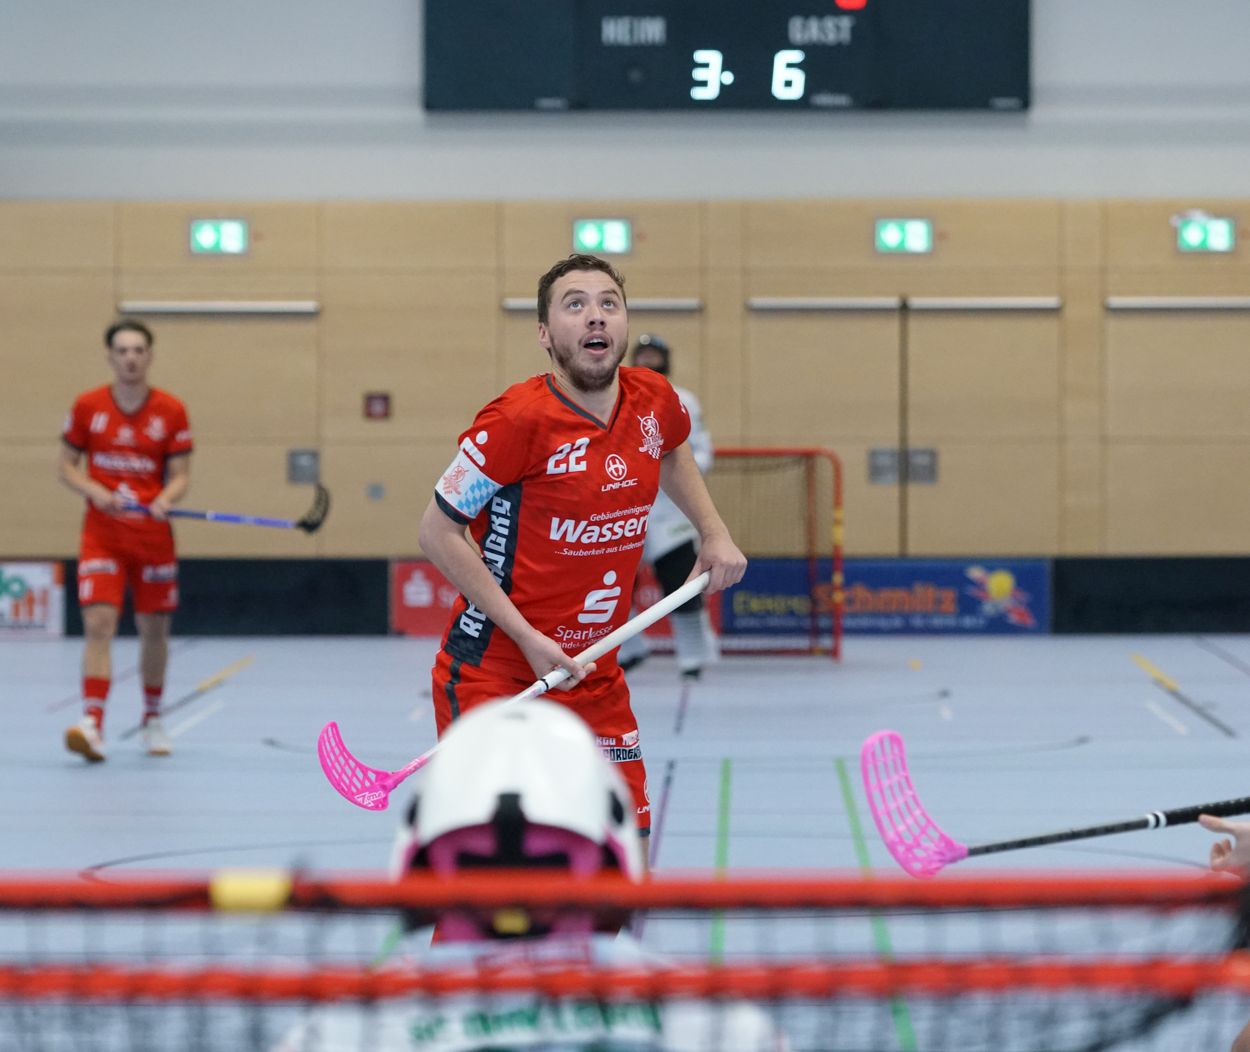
[630,333,671,375]
[536,253,627,325]
[104,319,154,350]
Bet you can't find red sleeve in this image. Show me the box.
[434,395,534,524]
[661,378,691,454]
[168,399,193,456]
[61,395,90,450]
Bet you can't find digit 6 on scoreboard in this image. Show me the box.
[771,49,806,102]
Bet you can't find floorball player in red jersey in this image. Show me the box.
[57,319,192,763]
[418,254,746,860]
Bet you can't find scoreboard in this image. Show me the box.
[423,1,1030,112]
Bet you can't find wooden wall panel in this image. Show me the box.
[908,315,1061,439]
[906,442,1060,555]
[1105,200,1249,271]
[318,441,450,557]
[116,203,318,276]
[320,202,498,271]
[1106,315,1250,438]
[115,271,318,299]
[120,317,319,442]
[1061,439,1104,554]
[744,200,1062,277]
[0,202,114,270]
[0,275,117,439]
[742,311,900,441]
[501,202,702,276]
[319,271,500,441]
[0,442,82,557]
[1105,444,1250,554]
[172,445,322,558]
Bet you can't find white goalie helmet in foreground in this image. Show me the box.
[391,697,644,934]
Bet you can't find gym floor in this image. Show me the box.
[4,633,1250,1050]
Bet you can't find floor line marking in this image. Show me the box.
[169,699,225,738]
[835,757,918,1051]
[1132,653,1237,738]
[1145,700,1189,736]
[707,758,732,962]
[120,655,253,740]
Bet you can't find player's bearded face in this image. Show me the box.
[540,272,628,393]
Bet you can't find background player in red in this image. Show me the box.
[57,319,193,762]
[418,254,746,857]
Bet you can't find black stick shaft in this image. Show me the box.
[967,796,1250,859]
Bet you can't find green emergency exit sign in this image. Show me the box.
[875,218,933,254]
[1176,215,1235,253]
[573,219,632,254]
[189,219,249,255]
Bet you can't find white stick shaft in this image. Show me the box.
[512,571,711,700]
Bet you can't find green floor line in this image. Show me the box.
[836,756,918,1052]
[709,756,732,960]
[370,921,405,969]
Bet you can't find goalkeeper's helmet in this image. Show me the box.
[630,333,671,375]
[391,698,643,939]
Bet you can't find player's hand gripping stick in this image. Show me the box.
[318,572,712,811]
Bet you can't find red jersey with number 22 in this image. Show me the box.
[434,367,690,683]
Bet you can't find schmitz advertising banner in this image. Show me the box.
[0,562,65,638]
[720,557,1049,638]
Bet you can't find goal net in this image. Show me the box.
[2,871,1248,1051]
[704,446,842,659]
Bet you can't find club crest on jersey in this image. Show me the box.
[638,411,664,459]
[144,417,167,442]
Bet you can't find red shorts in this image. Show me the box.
[431,650,650,835]
[77,526,178,615]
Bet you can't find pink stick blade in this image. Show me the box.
[860,730,969,878]
[316,722,397,812]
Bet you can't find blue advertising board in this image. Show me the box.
[720,558,1050,637]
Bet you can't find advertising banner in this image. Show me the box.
[390,560,460,636]
[721,557,1049,637]
[0,561,65,638]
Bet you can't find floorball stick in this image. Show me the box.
[861,729,1250,878]
[124,483,330,533]
[318,571,712,811]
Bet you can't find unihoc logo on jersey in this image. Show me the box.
[578,570,622,624]
[638,411,664,459]
[115,425,136,446]
[601,452,638,492]
[89,411,109,434]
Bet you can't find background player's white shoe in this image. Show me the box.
[65,719,106,763]
[142,717,172,757]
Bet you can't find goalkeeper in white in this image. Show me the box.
[618,334,720,679]
[276,699,787,1052]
